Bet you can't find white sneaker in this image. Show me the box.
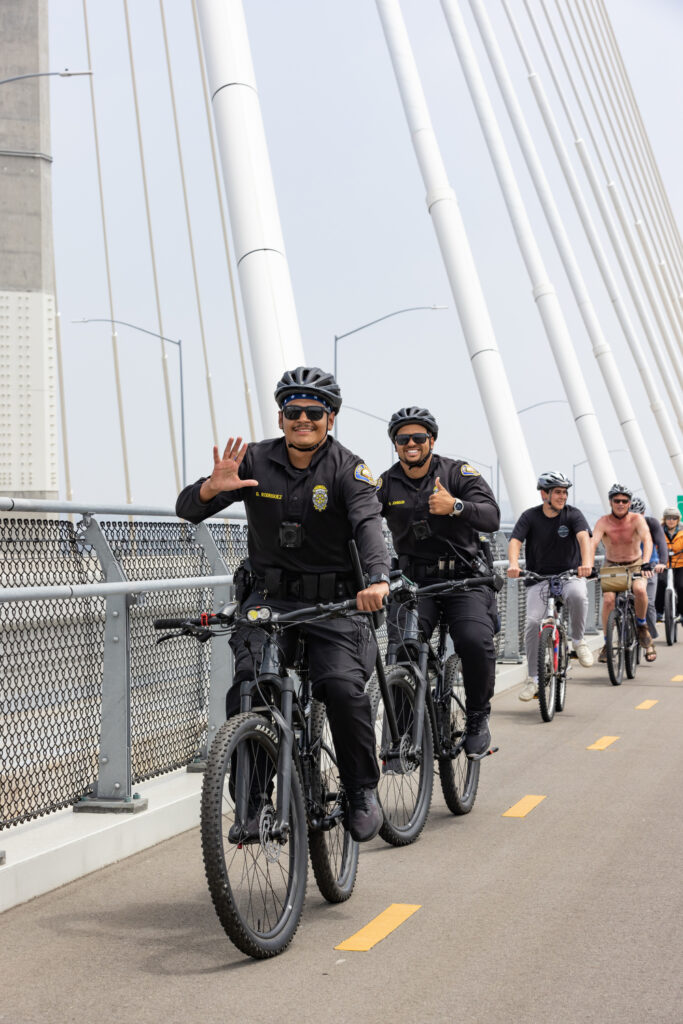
[519,679,538,702]
[574,640,594,668]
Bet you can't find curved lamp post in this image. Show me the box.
[75,318,186,487]
[0,69,92,86]
[333,305,447,438]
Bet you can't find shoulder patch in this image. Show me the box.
[354,462,375,486]
[461,463,481,477]
[375,475,383,491]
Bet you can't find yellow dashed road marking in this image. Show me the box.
[587,736,620,750]
[672,675,683,682]
[636,699,658,710]
[502,795,546,818]
[335,903,421,951]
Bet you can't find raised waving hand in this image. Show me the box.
[199,438,259,502]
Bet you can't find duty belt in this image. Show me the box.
[399,556,470,581]
[254,569,356,602]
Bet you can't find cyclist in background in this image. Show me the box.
[591,484,654,664]
[628,497,667,640]
[176,366,389,842]
[655,506,683,623]
[507,471,594,702]
[376,406,500,757]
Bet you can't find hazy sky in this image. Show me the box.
[46,0,682,519]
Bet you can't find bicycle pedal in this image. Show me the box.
[467,745,499,762]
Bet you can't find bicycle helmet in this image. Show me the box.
[387,406,439,441]
[536,470,572,491]
[629,497,646,515]
[274,366,342,413]
[663,506,681,520]
[608,483,632,500]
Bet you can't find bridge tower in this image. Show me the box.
[0,0,58,499]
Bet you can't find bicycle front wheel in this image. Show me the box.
[201,713,308,959]
[438,654,480,815]
[369,667,434,846]
[625,608,638,679]
[536,628,557,722]
[664,589,677,646]
[307,700,359,903]
[606,608,624,686]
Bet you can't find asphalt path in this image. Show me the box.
[3,639,682,1024]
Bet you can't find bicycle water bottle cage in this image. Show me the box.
[549,577,564,597]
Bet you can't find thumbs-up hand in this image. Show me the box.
[428,476,455,516]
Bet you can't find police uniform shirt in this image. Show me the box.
[510,504,589,577]
[176,437,390,579]
[377,455,500,564]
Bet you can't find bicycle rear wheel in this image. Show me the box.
[625,608,638,679]
[201,713,307,959]
[555,631,568,712]
[369,667,434,846]
[606,608,624,685]
[536,628,557,722]
[307,700,359,903]
[664,589,677,646]
[438,655,480,815]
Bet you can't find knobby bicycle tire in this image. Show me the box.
[606,608,624,686]
[536,628,557,722]
[555,630,568,713]
[201,713,307,959]
[625,607,638,679]
[369,667,434,846]
[664,589,678,646]
[307,700,359,903]
[438,654,480,815]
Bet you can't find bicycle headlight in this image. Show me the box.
[247,606,272,623]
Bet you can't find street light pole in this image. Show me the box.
[0,69,92,86]
[75,318,187,487]
[333,305,447,438]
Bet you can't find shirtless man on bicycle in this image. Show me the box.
[591,484,654,664]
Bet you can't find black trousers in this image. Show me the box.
[226,591,379,791]
[388,585,499,716]
[655,568,683,616]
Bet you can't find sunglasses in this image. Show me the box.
[395,432,430,446]
[611,498,630,505]
[282,405,328,421]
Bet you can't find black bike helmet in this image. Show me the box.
[274,366,342,413]
[629,497,646,515]
[537,470,572,491]
[608,483,632,500]
[387,406,439,441]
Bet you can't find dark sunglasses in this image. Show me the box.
[395,432,430,446]
[283,405,328,421]
[611,498,630,505]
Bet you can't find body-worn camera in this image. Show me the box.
[411,519,432,542]
[279,521,304,548]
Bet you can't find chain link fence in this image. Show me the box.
[0,505,602,831]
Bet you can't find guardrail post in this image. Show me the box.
[187,523,234,768]
[73,516,148,814]
[500,577,524,663]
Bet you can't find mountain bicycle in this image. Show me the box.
[154,596,366,959]
[521,569,582,723]
[605,576,642,686]
[367,574,500,847]
[663,567,679,646]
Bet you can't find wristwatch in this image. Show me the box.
[449,498,465,517]
[368,573,391,585]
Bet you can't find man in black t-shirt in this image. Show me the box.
[507,471,594,701]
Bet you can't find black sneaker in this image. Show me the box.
[346,786,383,843]
[464,711,491,758]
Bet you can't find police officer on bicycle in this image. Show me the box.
[176,366,389,842]
[507,471,594,702]
[377,406,500,756]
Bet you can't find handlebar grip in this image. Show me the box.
[153,618,190,630]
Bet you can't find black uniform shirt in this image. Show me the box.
[377,455,500,564]
[510,504,589,576]
[644,515,668,565]
[176,437,390,579]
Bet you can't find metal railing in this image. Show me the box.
[0,499,603,831]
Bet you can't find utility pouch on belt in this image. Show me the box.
[599,565,633,593]
[233,558,255,607]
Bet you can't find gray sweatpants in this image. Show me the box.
[525,577,588,681]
